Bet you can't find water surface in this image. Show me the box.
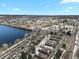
[0,25,31,45]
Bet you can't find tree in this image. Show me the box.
[66,31,71,36]
[21,51,27,59]
[62,44,66,49]
[28,54,32,59]
[76,49,79,57]
[31,45,35,54]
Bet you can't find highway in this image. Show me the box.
[61,35,76,59]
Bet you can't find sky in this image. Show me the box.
[0,0,79,15]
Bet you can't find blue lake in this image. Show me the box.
[0,25,31,45]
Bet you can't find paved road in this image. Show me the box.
[62,35,76,59]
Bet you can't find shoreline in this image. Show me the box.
[0,24,32,31]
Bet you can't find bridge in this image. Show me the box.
[0,29,47,59]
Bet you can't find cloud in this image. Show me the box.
[1,4,7,7]
[67,7,73,9]
[32,12,38,14]
[61,0,79,3]
[65,7,73,12]
[13,8,20,11]
[65,9,70,12]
